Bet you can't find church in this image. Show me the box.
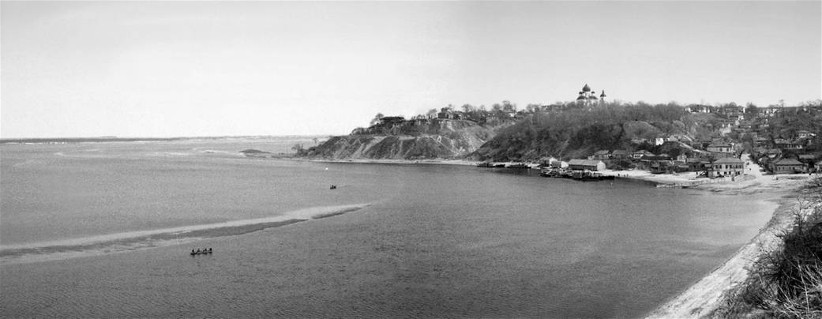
[576,84,606,105]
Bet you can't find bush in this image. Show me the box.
[717,177,822,318]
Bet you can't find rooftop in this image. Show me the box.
[714,157,744,164]
[775,158,803,165]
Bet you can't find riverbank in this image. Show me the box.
[646,196,799,318]
[646,174,816,318]
[307,158,478,166]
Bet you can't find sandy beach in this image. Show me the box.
[645,172,817,318]
[308,158,480,166]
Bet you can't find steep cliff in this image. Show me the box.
[305,119,503,160]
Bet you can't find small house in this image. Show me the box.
[710,157,746,178]
[772,158,805,174]
[568,159,606,172]
[774,139,803,150]
[551,160,569,169]
[592,150,610,161]
[611,150,630,160]
[707,143,733,154]
[687,158,708,172]
[639,155,673,174]
[378,116,406,126]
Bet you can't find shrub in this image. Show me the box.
[717,177,822,318]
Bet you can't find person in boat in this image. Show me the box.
[191,249,196,255]
[208,248,213,253]
[330,185,336,189]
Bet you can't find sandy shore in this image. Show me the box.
[645,173,816,318]
[645,196,799,318]
[309,158,479,166]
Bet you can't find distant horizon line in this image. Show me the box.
[0,134,335,142]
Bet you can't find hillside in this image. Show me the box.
[305,100,822,163]
[304,118,508,160]
[470,103,724,161]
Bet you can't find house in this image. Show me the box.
[707,143,733,154]
[754,137,769,147]
[568,159,606,172]
[797,130,815,139]
[378,116,406,126]
[771,158,805,174]
[611,150,630,160]
[685,104,712,113]
[687,158,708,172]
[591,150,610,161]
[639,155,673,174]
[774,139,803,150]
[437,108,458,120]
[709,157,746,178]
[717,104,744,118]
[759,105,780,117]
[538,157,558,166]
[551,160,569,169]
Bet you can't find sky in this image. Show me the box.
[1,1,820,138]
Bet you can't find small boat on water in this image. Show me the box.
[190,248,213,256]
[476,162,494,168]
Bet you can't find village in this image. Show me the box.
[349,84,822,183]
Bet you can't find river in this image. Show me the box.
[0,138,775,318]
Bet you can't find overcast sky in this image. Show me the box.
[2,1,820,138]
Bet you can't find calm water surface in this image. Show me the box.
[0,139,775,318]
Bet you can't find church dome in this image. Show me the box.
[577,95,585,100]
[582,84,591,92]
[600,90,606,98]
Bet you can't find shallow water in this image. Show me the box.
[0,139,775,318]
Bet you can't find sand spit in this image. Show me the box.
[0,204,371,265]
